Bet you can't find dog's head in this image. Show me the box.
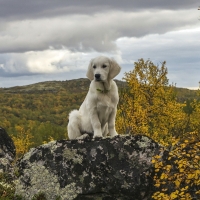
[86,56,121,82]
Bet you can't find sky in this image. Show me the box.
[0,0,200,89]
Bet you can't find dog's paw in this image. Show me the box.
[93,130,103,138]
[93,134,103,139]
[77,133,90,140]
[109,131,118,137]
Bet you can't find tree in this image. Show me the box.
[11,125,34,159]
[116,58,185,145]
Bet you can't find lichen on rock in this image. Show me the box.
[15,163,81,200]
[15,135,163,200]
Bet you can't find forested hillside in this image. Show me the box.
[0,79,90,155]
[0,77,199,154]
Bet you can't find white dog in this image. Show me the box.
[67,56,121,139]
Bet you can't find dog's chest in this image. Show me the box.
[96,94,115,119]
[97,101,112,114]
[97,100,112,124]
[97,93,115,109]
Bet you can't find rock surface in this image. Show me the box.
[0,127,16,173]
[15,135,163,200]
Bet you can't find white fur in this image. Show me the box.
[67,56,121,139]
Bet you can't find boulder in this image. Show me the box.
[15,135,163,200]
[0,127,16,173]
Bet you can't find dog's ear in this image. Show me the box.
[109,59,121,80]
[86,59,94,81]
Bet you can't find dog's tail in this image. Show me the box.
[67,110,82,140]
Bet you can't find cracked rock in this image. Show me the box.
[15,135,163,200]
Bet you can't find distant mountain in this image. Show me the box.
[0,78,90,94]
[0,78,199,102]
[173,87,199,102]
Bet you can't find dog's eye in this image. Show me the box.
[102,64,107,68]
[93,65,96,69]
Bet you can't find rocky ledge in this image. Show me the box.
[15,135,163,200]
[0,127,16,174]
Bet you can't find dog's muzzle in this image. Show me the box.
[95,74,101,81]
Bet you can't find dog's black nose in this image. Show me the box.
[95,74,101,79]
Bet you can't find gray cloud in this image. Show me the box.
[0,0,199,21]
[0,9,199,54]
[116,27,200,88]
[0,0,199,88]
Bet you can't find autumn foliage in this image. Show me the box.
[116,59,186,144]
[11,125,34,159]
[152,133,200,199]
[116,58,200,199]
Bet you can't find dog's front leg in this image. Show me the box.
[89,107,102,138]
[108,107,118,137]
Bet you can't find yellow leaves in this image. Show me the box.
[152,133,200,200]
[154,161,163,169]
[174,179,180,187]
[192,169,200,181]
[155,183,160,188]
[15,125,24,133]
[160,173,167,180]
[180,186,188,191]
[177,160,187,173]
[196,190,200,195]
[187,173,195,180]
[195,169,200,176]
[154,155,161,159]
[165,165,172,172]
[179,168,184,173]
[170,190,179,199]
[43,136,55,144]
[152,192,170,200]
[11,125,34,159]
[155,169,160,172]
[152,155,161,164]
[168,156,172,161]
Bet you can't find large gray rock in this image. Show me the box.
[0,127,16,173]
[15,135,163,200]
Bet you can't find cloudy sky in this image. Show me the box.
[0,0,200,89]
